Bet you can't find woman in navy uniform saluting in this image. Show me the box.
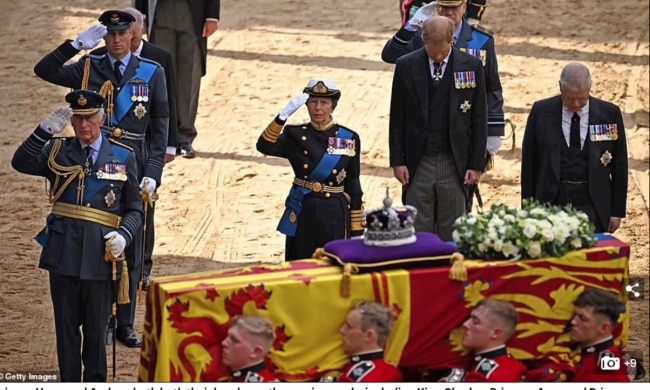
[257,79,364,261]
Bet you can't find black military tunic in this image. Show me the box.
[257,116,364,260]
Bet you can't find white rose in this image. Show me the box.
[478,243,489,252]
[504,214,516,223]
[493,240,504,252]
[523,225,537,239]
[541,228,555,242]
[502,242,519,258]
[571,237,583,249]
[527,242,542,258]
[452,230,461,243]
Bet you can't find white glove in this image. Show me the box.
[104,231,127,258]
[40,107,73,134]
[140,177,157,194]
[72,24,107,50]
[486,136,503,156]
[407,2,437,30]
[279,93,309,121]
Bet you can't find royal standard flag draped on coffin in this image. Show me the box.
[138,234,629,382]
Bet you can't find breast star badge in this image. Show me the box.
[134,103,147,120]
[336,168,347,184]
[600,150,612,167]
[460,100,472,113]
[104,189,116,207]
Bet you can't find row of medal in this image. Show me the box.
[327,137,356,157]
[590,124,618,141]
[130,85,150,102]
[454,71,476,89]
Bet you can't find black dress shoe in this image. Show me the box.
[178,144,196,158]
[116,326,142,348]
[142,275,150,291]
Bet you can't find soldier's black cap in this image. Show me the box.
[65,90,106,115]
[98,10,135,31]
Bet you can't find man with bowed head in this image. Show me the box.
[11,90,142,382]
[221,315,278,382]
[337,301,402,382]
[521,62,628,234]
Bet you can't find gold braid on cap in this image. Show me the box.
[47,139,86,205]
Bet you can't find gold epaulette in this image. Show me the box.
[107,138,134,152]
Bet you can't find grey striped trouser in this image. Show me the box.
[404,153,467,241]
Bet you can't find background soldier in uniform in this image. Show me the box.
[33,9,170,348]
[11,90,142,381]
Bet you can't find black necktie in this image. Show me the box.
[433,62,442,82]
[114,60,123,83]
[570,112,581,150]
[83,146,93,175]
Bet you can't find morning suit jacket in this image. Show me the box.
[134,0,221,75]
[34,41,170,185]
[521,96,628,229]
[389,46,487,198]
[382,20,503,136]
[11,127,142,280]
[92,40,178,149]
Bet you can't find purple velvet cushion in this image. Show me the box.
[322,232,457,268]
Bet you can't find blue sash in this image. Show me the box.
[35,143,130,247]
[111,61,157,126]
[277,127,353,237]
[467,29,490,50]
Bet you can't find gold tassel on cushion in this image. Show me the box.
[341,263,358,298]
[449,252,467,282]
[118,262,130,305]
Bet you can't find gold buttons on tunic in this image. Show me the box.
[325,193,331,198]
[329,182,334,186]
[303,164,309,169]
[304,150,308,155]
[332,169,337,174]
[301,136,307,141]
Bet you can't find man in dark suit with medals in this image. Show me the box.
[521,63,628,233]
[34,9,170,348]
[385,1,503,212]
[11,90,142,382]
[389,15,487,241]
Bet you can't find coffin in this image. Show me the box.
[138,233,630,382]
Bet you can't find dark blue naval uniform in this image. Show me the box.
[257,116,364,260]
[11,127,142,382]
[34,41,170,329]
[382,19,504,139]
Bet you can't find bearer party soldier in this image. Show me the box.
[34,9,169,348]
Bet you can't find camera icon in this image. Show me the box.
[601,356,621,370]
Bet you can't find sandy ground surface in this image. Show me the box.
[0,0,647,382]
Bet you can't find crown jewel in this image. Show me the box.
[363,188,417,247]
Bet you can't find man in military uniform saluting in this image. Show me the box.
[34,9,169,348]
[11,90,142,381]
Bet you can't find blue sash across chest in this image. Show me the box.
[277,127,353,237]
[112,61,157,126]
